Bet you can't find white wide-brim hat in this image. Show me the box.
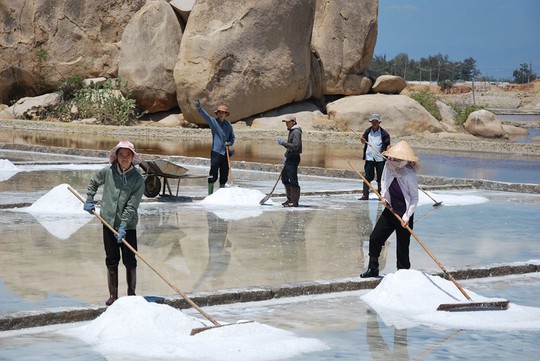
[382,140,419,163]
[109,140,142,165]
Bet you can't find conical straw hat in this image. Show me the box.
[382,140,419,163]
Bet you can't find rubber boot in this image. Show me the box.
[105,266,118,306]
[359,184,369,200]
[292,185,300,207]
[220,183,226,189]
[127,267,136,296]
[208,183,214,195]
[284,185,300,207]
[282,184,292,206]
[360,256,379,278]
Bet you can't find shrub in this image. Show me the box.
[449,103,484,126]
[438,79,454,94]
[41,78,143,125]
[72,79,140,125]
[59,76,85,101]
[408,90,442,121]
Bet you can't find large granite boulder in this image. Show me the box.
[0,0,146,104]
[371,75,407,94]
[118,0,182,113]
[174,0,316,124]
[326,94,446,136]
[464,110,505,138]
[169,0,195,23]
[311,0,378,95]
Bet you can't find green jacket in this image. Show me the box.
[86,165,144,230]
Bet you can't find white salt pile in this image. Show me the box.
[362,269,540,331]
[18,183,93,240]
[201,186,272,206]
[0,159,20,181]
[200,187,277,221]
[62,296,327,360]
[417,191,488,207]
[25,183,89,215]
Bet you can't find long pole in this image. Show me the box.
[347,162,473,301]
[68,186,220,326]
[349,128,442,206]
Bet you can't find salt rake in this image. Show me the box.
[68,186,253,335]
[259,166,284,205]
[348,163,509,312]
[349,128,443,207]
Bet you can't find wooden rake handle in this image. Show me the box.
[259,166,284,205]
[350,129,442,206]
[68,186,221,326]
[225,145,233,183]
[348,162,472,301]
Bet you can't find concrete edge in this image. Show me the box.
[1,263,538,332]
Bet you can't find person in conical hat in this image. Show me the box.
[361,140,419,278]
[83,140,145,306]
[382,139,419,163]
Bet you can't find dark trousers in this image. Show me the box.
[103,226,137,269]
[209,151,229,185]
[282,154,300,187]
[364,160,385,186]
[368,208,414,270]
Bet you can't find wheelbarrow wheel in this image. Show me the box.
[144,175,161,198]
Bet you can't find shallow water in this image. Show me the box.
[1,159,539,313]
[1,146,539,360]
[1,276,539,360]
[1,126,540,183]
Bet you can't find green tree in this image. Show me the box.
[460,57,480,81]
[392,53,410,79]
[513,63,537,84]
[370,54,391,75]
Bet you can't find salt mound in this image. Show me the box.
[201,187,268,206]
[361,269,540,331]
[0,159,20,181]
[62,296,327,360]
[200,187,276,221]
[0,159,19,172]
[418,191,488,207]
[26,183,88,214]
[21,184,93,240]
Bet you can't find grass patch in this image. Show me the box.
[41,78,144,125]
[408,90,442,121]
[449,103,485,126]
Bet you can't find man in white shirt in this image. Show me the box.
[359,113,391,200]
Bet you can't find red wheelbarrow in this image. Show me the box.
[139,159,204,198]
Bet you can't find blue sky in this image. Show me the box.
[375,0,540,80]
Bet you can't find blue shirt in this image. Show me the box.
[196,106,235,156]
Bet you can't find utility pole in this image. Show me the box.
[471,78,476,105]
[529,61,532,88]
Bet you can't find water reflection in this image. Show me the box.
[192,212,231,290]
[366,308,410,361]
[2,127,539,183]
[277,210,309,279]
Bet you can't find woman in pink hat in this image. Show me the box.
[83,140,144,305]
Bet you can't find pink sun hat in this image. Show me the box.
[109,140,142,165]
